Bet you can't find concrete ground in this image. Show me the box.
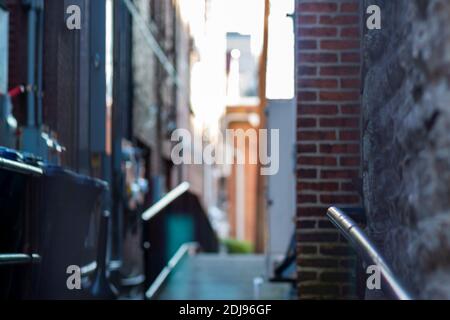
[156,254,294,300]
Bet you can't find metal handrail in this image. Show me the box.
[141,182,190,221]
[141,182,193,299]
[145,242,198,300]
[0,253,41,266]
[326,207,413,300]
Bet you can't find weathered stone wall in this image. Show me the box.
[362,0,450,298]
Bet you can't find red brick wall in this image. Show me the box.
[295,0,362,299]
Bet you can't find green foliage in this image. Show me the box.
[222,238,254,254]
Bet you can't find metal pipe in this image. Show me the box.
[141,182,190,221]
[326,207,413,300]
[36,0,44,126]
[0,253,41,266]
[0,5,8,97]
[236,163,245,241]
[89,211,117,299]
[25,0,37,127]
[145,242,198,299]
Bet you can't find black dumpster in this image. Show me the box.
[0,148,109,299]
[0,147,43,299]
[35,165,108,299]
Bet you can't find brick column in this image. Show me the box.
[295,0,362,299]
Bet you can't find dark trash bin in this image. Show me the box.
[0,147,42,299]
[35,165,108,299]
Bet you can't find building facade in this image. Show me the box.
[295,0,363,299]
[295,0,450,300]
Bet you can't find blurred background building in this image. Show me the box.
[6,0,449,301]
[0,0,298,300]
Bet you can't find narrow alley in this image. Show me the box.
[2,0,450,305]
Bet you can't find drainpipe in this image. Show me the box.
[36,0,44,126]
[23,0,39,127]
[26,6,36,128]
[236,161,245,241]
[21,0,45,156]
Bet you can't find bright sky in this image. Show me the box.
[183,0,295,132]
[218,0,295,99]
[267,0,295,99]
[221,0,265,56]
[220,0,295,99]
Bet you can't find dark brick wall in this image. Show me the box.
[362,0,450,299]
[295,0,362,299]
